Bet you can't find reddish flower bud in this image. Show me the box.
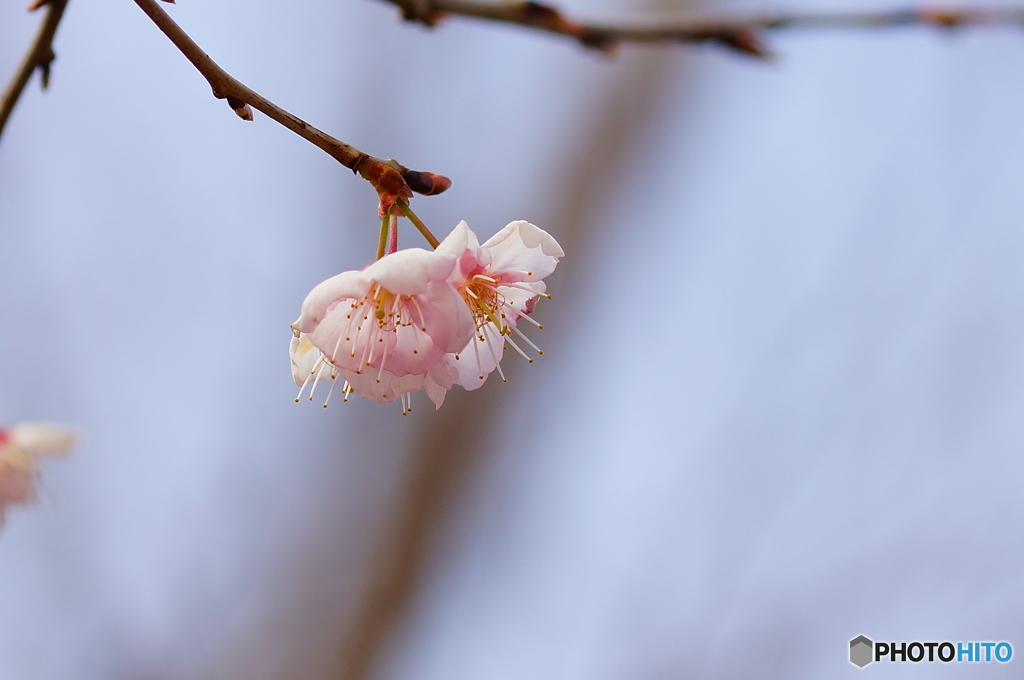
[227,96,254,121]
[403,170,453,196]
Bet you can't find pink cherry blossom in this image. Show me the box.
[291,247,472,411]
[0,423,76,523]
[436,220,563,390]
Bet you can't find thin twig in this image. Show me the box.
[387,0,1024,57]
[0,0,70,142]
[396,200,440,248]
[132,0,447,196]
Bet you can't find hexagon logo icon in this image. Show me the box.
[850,635,874,668]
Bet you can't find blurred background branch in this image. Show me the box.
[386,0,1024,58]
[0,0,68,141]
[334,34,682,680]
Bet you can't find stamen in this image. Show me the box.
[349,309,367,358]
[509,323,543,354]
[471,329,485,380]
[329,326,347,365]
[307,361,331,401]
[410,296,428,331]
[294,354,324,401]
[376,340,388,383]
[490,268,532,277]
[504,335,533,363]
[361,319,380,367]
[481,325,507,382]
[505,305,544,329]
[322,374,339,408]
[504,282,550,298]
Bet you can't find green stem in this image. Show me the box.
[376,213,390,259]
[397,200,440,249]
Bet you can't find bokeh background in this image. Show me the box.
[2,0,1024,677]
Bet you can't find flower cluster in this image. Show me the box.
[0,423,76,523]
[290,220,563,413]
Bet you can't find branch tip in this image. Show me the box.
[131,0,443,188]
[711,29,772,59]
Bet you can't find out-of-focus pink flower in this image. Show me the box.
[0,423,76,523]
[436,220,563,389]
[291,248,472,411]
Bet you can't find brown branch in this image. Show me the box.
[387,0,1024,58]
[0,0,70,142]
[132,0,449,197]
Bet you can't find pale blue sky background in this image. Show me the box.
[1,0,1023,678]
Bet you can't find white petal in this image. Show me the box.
[294,270,370,334]
[9,423,77,457]
[434,220,473,260]
[480,221,563,282]
[450,324,505,391]
[289,334,323,386]
[337,367,423,404]
[363,248,456,295]
[417,280,476,354]
[422,375,448,409]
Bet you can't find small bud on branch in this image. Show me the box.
[402,169,452,196]
[227,96,254,121]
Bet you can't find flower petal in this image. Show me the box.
[423,361,458,409]
[9,423,77,457]
[0,464,34,512]
[450,323,505,390]
[289,334,323,386]
[416,280,475,354]
[336,366,424,404]
[479,221,563,283]
[435,220,482,279]
[293,270,370,334]
[363,248,456,295]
